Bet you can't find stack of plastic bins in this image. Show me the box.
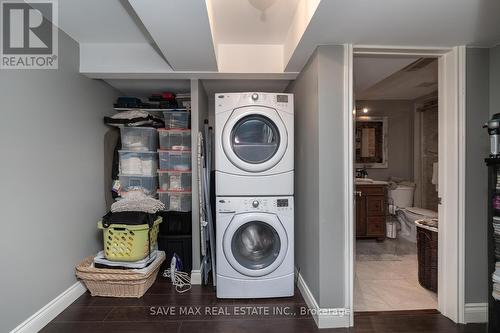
[157,110,192,271]
[119,127,158,196]
[157,111,192,212]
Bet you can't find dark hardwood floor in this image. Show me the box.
[41,276,486,333]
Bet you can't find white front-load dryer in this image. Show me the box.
[216,196,294,298]
[215,93,294,196]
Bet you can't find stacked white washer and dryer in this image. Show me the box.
[215,92,294,298]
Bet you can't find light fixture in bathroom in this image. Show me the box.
[363,108,369,114]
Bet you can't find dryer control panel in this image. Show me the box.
[215,92,293,114]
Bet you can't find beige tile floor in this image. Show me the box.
[354,239,438,312]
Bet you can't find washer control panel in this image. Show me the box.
[217,197,293,213]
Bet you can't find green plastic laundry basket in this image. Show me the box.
[97,217,162,262]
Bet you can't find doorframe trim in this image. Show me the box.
[343,43,355,327]
[345,45,466,324]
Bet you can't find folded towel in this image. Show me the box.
[111,191,165,214]
[94,249,158,269]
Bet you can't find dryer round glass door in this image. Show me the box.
[223,212,288,277]
[222,106,288,173]
[231,115,280,164]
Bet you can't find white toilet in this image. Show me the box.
[388,186,438,242]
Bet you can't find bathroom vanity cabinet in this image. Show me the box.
[355,184,387,241]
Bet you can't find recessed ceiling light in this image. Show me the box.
[363,108,369,113]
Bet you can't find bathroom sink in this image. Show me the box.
[355,178,374,183]
[355,178,388,185]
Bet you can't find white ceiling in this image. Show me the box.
[286,0,500,71]
[210,0,301,44]
[56,0,500,75]
[59,0,151,43]
[127,0,218,71]
[354,56,419,94]
[355,57,438,100]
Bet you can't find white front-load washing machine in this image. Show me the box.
[215,92,294,196]
[216,196,294,298]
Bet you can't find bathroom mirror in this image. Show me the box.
[355,116,388,168]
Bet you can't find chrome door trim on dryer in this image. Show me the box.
[222,106,288,173]
[222,212,288,277]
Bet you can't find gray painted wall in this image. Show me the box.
[287,45,347,308]
[465,48,490,303]
[355,100,415,181]
[0,31,119,332]
[286,50,321,303]
[317,46,347,307]
[491,45,500,116]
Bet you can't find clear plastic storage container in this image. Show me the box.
[158,170,192,191]
[119,174,158,195]
[158,150,191,171]
[163,111,190,129]
[120,127,158,151]
[158,129,191,150]
[158,190,192,212]
[119,151,158,175]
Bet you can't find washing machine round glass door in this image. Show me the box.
[222,106,288,172]
[223,212,288,277]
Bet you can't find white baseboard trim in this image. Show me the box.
[296,271,351,328]
[10,281,87,333]
[464,303,488,323]
[190,270,202,285]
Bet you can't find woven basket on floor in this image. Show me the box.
[75,251,165,298]
[416,224,438,293]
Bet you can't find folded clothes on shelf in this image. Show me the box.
[105,110,164,128]
[493,285,500,301]
[493,269,500,283]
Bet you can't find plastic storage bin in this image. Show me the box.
[97,217,162,262]
[158,190,192,212]
[119,174,158,195]
[158,170,192,191]
[158,129,191,150]
[163,111,190,129]
[159,150,191,171]
[119,151,158,176]
[120,127,158,151]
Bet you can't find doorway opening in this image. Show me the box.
[353,54,439,312]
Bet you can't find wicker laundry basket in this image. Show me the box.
[76,251,165,297]
[416,221,438,293]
